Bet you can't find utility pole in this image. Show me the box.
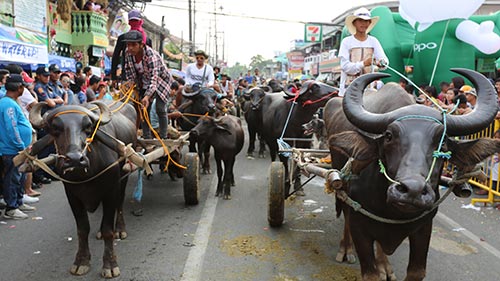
[219,5,224,65]
[213,0,218,65]
[208,20,212,64]
[160,15,165,59]
[188,0,193,55]
[193,0,196,54]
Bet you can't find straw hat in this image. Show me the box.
[345,7,380,35]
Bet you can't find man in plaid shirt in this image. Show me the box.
[123,30,172,139]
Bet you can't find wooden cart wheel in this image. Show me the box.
[183,152,199,205]
[268,161,285,227]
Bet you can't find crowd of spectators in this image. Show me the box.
[0,62,114,219]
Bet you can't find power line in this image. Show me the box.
[146,2,308,24]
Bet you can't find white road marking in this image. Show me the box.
[436,212,500,259]
[181,175,219,281]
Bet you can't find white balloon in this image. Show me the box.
[399,0,484,31]
[457,20,500,54]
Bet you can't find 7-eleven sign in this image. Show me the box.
[304,24,323,43]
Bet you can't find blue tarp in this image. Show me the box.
[48,55,76,72]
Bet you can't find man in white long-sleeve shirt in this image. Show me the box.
[338,7,388,96]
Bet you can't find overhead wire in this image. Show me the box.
[146,2,308,24]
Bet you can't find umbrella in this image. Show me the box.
[293,74,312,81]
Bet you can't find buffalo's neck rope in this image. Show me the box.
[378,111,451,185]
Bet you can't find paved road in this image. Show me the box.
[1,125,500,281]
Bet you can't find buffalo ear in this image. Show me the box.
[329,131,379,162]
[215,123,232,135]
[447,137,500,168]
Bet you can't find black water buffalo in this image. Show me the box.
[325,69,500,280]
[261,81,337,189]
[190,115,244,199]
[30,100,137,278]
[177,85,220,173]
[243,87,269,158]
[301,113,327,150]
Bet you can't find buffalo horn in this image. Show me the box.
[90,101,112,124]
[446,68,497,136]
[343,73,453,133]
[182,87,200,97]
[342,73,393,133]
[29,102,49,129]
[260,86,272,93]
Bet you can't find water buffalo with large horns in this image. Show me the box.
[242,86,270,158]
[30,100,137,278]
[261,81,337,191]
[177,83,222,173]
[190,115,244,199]
[324,69,500,280]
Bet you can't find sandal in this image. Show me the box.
[27,190,41,197]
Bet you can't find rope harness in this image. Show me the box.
[25,82,188,184]
[330,22,474,223]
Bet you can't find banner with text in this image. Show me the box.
[0,40,48,64]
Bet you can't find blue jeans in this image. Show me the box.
[2,155,25,211]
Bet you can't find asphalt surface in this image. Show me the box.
[1,123,500,281]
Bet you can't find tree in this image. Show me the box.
[249,54,265,71]
[225,62,247,80]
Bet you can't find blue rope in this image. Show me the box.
[278,100,297,158]
[379,111,452,183]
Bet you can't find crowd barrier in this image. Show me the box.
[465,119,500,206]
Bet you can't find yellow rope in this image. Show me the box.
[138,102,187,171]
[53,109,87,118]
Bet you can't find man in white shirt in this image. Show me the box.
[185,50,215,88]
[338,7,389,96]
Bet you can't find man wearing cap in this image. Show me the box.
[0,74,36,219]
[123,30,173,139]
[185,50,215,89]
[48,64,67,105]
[338,7,389,96]
[111,9,152,82]
[460,85,477,109]
[34,66,64,108]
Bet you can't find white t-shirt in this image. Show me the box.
[338,35,388,96]
[18,88,36,118]
[185,63,215,87]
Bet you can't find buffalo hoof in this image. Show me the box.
[258,153,265,159]
[202,168,211,174]
[335,251,356,264]
[223,194,231,200]
[70,264,90,276]
[380,271,397,281]
[114,231,128,239]
[246,153,254,159]
[101,266,120,278]
[294,189,306,196]
[96,231,102,240]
